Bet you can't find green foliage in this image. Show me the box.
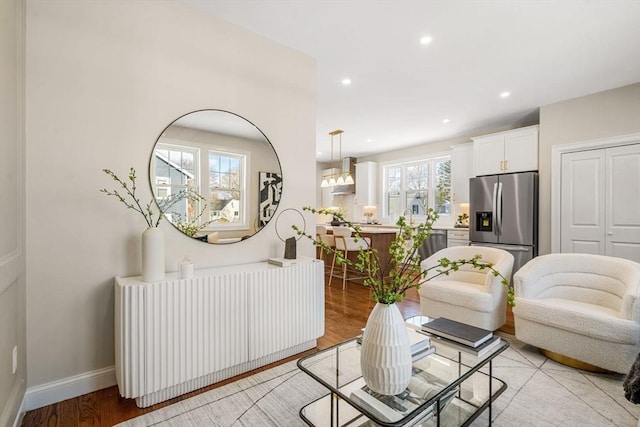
[172,193,217,237]
[294,207,513,306]
[100,167,190,228]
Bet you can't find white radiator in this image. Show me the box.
[115,260,324,407]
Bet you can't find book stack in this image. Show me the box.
[357,328,435,362]
[421,317,501,358]
[407,328,435,361]
[349,383,458,426]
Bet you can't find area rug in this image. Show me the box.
[116,335,640,426]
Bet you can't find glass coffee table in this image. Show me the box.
[297,317,508,426]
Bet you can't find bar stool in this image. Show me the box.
[315,225,335,271]
[329,226,372,290]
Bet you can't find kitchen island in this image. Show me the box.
[324,225,399,278]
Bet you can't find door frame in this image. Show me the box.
[551,132,640,253]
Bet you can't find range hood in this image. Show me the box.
[331,157,356,195]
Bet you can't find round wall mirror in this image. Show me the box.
[149,109,282,244]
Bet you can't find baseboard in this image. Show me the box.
[12,395,25,427]
[0,378,25,427]
[24,366,116,411]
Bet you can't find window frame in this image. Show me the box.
[152,138,250,232]
[381,153,452,222]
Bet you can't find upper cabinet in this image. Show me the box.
[472,125,539,176]
[451,143,473,203]
[356,161,378,206]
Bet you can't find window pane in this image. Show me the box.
[406,190,428,215]
[387,192,401,218]
[154,144,200,223]
[435,159,451,215]
[387,166,402,192]
[208,150,244,225]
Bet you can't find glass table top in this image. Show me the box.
[297,317,509,426]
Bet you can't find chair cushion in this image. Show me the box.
[420,280,494,312]
[515,297,640,345]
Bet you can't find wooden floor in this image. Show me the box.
[20,275,512,426]
[20,276,421,427]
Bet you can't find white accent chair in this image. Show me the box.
[329,226,372,290]
[513,253,640,374]
[419,246,514,331]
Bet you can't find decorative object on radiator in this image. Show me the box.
[178,256,194,280]
[101,167,191,282]
[272,208,306,261]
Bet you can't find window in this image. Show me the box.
[383,156,451,219]
[208,150,243,224]
[153,145,197,224]
[153,142,247,231]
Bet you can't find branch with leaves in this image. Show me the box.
[294,206,513,306]
[100,167,189,228]
[173,194,217,237]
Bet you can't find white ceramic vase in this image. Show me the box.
[141,227,165,282]
[360,302,412,395]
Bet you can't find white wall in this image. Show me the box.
[25,0,315,401]
[538,83,640,254]
[0,0,27,424]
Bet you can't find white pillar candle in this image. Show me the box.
[179,257,194,280]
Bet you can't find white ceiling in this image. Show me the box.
[184,0,640,162]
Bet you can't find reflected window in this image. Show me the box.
[153,143,247,231]
[208,150,244,224]
[153,144,198,224]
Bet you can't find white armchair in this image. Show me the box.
[419,246,514,331]
[513,253,640,373]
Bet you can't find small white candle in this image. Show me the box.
[179,257,194,280]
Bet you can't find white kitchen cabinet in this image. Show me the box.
[356,161,378,206]
[472,125,539,176]
[447,228,469,247]
[451,143,473,203]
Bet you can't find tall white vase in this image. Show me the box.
[360,302,412,395]
[141,227,165,282]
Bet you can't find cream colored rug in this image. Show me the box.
[116,335,640,426]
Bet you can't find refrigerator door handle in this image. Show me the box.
[491,182,498,236]
[496,182,503,236]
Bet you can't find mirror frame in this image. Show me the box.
[149,109,283,244]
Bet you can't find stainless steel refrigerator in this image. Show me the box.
[469,171,538,280]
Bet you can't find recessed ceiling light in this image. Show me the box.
[420,36,432,45]
[442,118,450,124]
[341,78,352,86]
[500,91,510,98]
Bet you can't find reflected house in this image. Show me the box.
[210,199,239,222]
[153,151,194,221]
[408,197,426,216]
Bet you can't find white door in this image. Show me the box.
[606,144,640,261]
[560,149,606,254]
[560,143,640,262]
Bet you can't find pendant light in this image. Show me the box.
[333,130,354,185]
[328,130,338,187]
[320,131,335,188]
